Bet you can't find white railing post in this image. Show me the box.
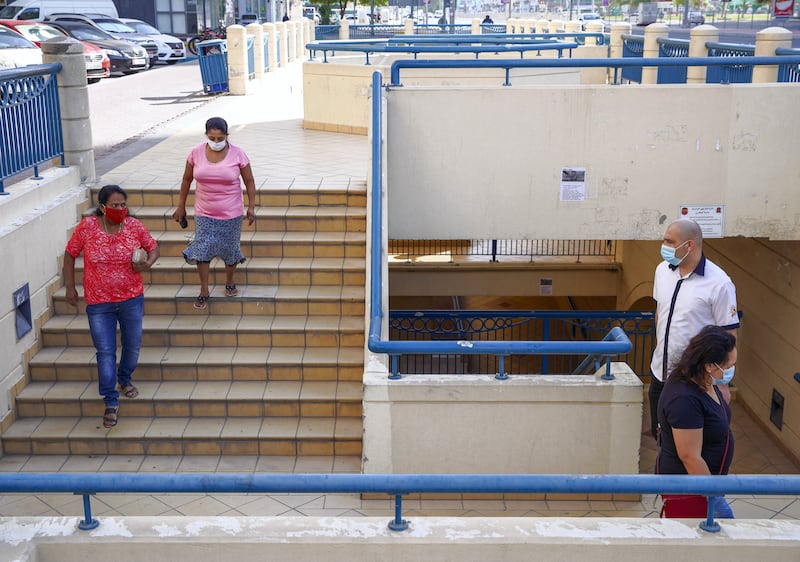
[277,22,289,67]
[41,37,95,182]
[642,23,668,84]
[227,24,249,95]
[753,26,793,83]
[263,22,276,71]
[687,24,718,84]
[247,23,264,79]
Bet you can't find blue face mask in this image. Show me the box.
[660,241,689,267]
[712,363,735,385]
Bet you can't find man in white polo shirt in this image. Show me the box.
[649,218,739,439]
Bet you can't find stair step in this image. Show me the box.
[15,380,363,418]
[71,256,367,287]
[112,206,367,233]
[42,314,365,348]
[28,346,365,382]
[153,230,366,259]
[0,416,363,456]
[52,284,366,317]
[92,183,367,209]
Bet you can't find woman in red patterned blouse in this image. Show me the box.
[63,185,159,428]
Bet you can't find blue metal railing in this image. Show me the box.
[706,41,755,84]
[481,24,507,34]
[415,23,472,35]
[0,63,64,194]
[308,38,578,65]
[776,47,800,82]
[389,311,654,377]
[246,35,255,79]
[315,24,340,40]
[367,71,632,379]
[349,24,404,39]
[657,37,689,84]
[3,472,799,533]
[621,33,644,83]
[388,238,617,260]
[387,56,800,86]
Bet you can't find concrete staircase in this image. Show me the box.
[2,182,366,459]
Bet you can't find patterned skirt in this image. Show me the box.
[183,215,245,266]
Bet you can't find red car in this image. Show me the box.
[0,19,110,83]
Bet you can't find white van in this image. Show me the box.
[0,0,119,20]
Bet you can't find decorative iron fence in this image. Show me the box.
[776,47,800,82]
[415,23,472,35]
[389,310,655,377]
[481,24,507,33]
[0,63,64,194]
[388,239,617,261]
[315,24,340,40]
[657,37,689,84]
[349,24,404,39]
[620,33,644,83]
[705,41,755,83]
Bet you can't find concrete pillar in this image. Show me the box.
[276,22,289,67]
[753,26,793,83]
[247,23,265,78]
[550,19,565,32]
[295,20,303,60]
[227,24,249,95]
[535,19,548,33]
[404,17,414,36]
[687,24,718,84]
[306,19,314,56]
[642,23,668,85]
[41,38,94,183]
[339,18,350,40]
[506,18,515,33]
[584,20,603,45]
[286,21,296,61]
[472,17,480,34]
[263,22,277,71]
[609,22,631,59]
[565,20,581,34]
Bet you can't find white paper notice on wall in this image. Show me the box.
[539,278,553,296]
[678,205,725,238]
[560,167,586,201]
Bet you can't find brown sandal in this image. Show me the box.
[102,407,118,428]
[120,384,139,399]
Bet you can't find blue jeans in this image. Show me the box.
[86,294,144,407]
[712,496,734,519]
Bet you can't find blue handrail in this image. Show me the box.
[366,71,632,378]
[387,55,800,86]
[3,472,799,533]
[0,63,64,194]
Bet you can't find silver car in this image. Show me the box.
[120,18,186,64]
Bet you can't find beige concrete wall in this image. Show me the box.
[385,84,800,241]
[362,363,643,474]
[4,515,800,562]
[0,168,86,438]
[302,45,604,134]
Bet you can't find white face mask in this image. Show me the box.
[207,139,227,151]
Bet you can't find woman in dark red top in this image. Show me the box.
[63,185,159,428]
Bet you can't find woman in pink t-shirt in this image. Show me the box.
[173,117,256,310]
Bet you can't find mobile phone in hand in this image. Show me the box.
[180,216,188,229]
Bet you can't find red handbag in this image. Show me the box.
[661,494,709,518]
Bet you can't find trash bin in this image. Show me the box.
[197,39,229,94]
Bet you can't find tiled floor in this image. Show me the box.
[1,60,798,522]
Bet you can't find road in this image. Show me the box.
[89,60,216,167]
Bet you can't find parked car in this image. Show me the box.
[44,13,158,67]
[119,17,186,64]
[0,19,109,82]
[0,22,42,68]
[578,12,610,31]
[688,11,705,25]
[238,13,259,25]
[46,21,148,74]
[0,0,118,21]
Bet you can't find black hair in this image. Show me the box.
[94,185,128,216]
[205,117,229,135]
[667,325,736,391]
